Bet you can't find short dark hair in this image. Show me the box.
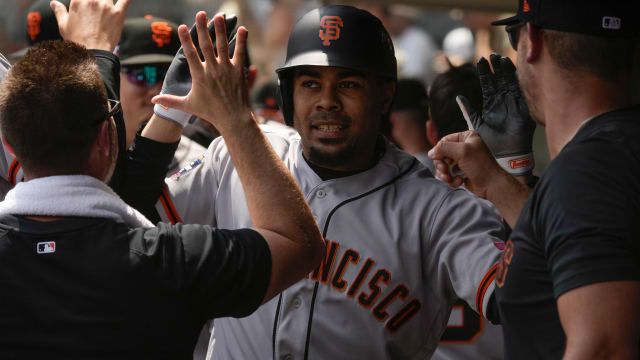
[429,63,482,139]
[0,40,108,174]
[544,30,637,82]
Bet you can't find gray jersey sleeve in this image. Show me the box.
[425,188,506,318]
[156,136,226,225]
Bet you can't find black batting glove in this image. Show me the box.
[457,54,536,175]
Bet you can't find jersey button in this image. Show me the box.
[316,189,326,198]
[292,297,302,309]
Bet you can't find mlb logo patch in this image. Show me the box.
[602,16,621,30]
[37,242,55,254]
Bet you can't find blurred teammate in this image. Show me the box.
[116,16,206,174]
[7,0,70,62]
[430,1,640,358]
[387,78,433,172]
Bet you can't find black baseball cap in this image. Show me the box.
[493,0,639,38]
[115,16,180,66]
[8,0,71,60]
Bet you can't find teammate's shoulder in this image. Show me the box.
[259,120,300,140]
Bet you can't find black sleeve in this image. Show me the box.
[90,49,127,194]
[485,293,500,324]
[90,49,178,220]
[133,223,272,319]
[537,139,640,298]
[120,134,179,223]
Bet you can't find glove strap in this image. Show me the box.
[496,153,534,175]
[153,103,194,128]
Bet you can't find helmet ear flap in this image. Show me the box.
[277,72,294,127]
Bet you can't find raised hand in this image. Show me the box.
[153,14,239,128]
[51,0,131,51]
[457,54,536,175]
[152,12,252,134]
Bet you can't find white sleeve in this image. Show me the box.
[425,188,506,318]
[155,136,226,226]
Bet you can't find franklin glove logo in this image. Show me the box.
[37,241,56,254]
[509,157,531,170]
[151,21,173,48]
[319,16,343,46]
[27,12,42,41]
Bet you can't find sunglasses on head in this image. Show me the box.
[94,99,121,125]
[505,22,526,51]
[121,65,169,87]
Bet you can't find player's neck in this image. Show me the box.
[542,73,632,159]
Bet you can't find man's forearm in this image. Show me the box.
[485,169,532,228]
[220,115,320,248]
[140,114,183,144]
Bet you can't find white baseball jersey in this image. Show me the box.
[157,123,505,359]
[412,155,505,360]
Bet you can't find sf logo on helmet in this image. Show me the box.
[319,16,343,46]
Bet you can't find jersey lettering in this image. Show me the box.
[496,240,514,288]
[372,284,409,322]
[439,301,483,343]
[358,268,390,308]
[346,257,374,298]
[308,240,421,333]
[331,249,359,291]
[386,299,422,333]
[310,239,339,283]
[318,16,343,46]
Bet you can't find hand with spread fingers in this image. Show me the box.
[153,15,240,128]
[152,12,252,134]
[51,0,131,51]
[458,54,536,175]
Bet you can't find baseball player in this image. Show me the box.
[148,6,506,359]
[116,16,208,175]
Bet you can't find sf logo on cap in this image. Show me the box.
[27,12,42,41]
[151,21,173,48]
[319,16,343,46]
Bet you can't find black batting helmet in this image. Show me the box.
[276,5,397,126]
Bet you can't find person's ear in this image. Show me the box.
[2,137,15,157]
[426,119,438,147]
[380,81,396,114]
[96,120,112,158]
[525,23,543,63]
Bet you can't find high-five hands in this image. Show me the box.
[152,12,252,134]
[51,0,131,51]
